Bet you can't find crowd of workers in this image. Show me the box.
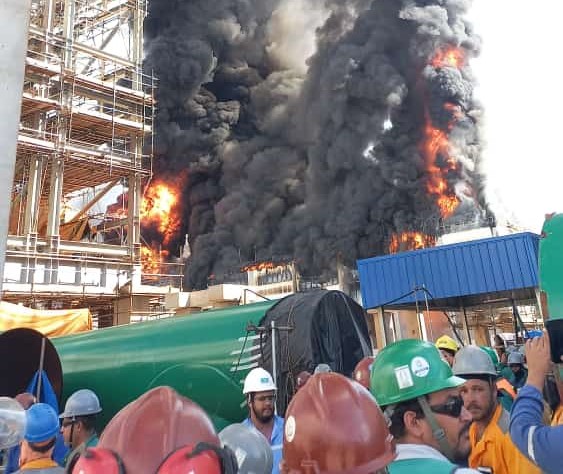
[1,331,562,473]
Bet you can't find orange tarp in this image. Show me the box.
[0,301,92,336]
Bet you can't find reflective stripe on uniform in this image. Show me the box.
[527,425,537,463]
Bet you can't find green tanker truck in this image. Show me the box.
[0,289,372,429]
[54,300,276,428]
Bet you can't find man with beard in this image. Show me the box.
[370,339,479,473]
[242,367,283,474]
[453,345,540,474]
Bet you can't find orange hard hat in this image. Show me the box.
[97,387,220,473]
[352,356,375,390]
[283,372,396,473]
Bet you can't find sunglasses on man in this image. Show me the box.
[429,395,464,418]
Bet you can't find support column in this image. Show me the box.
[0,0,33,292]
[461,305,472,345]
[372,308,387,349]
[44,167,60,298]
[23,156,44,237]
[46,157,64,249]
[62,0,75,69]
[128,0,145,266]
[127,172,142,261]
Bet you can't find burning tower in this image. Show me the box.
[144,0,492,289]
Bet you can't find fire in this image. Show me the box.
[389,232,436,254]
[242,261,277,272]
[431,47,465,69]
[421,124,460,218]
[105,192,128,219]
[141,180,181,246]
[421,46,465,219]
[141,245,169,277]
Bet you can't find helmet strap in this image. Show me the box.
[417,396,455,461]
[188,442,239,474]
[69,419,77,449]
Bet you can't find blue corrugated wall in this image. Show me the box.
[358,233,539,309]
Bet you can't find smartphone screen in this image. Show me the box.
[546,319,563,364]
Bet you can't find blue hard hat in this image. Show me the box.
[24,403,59,443]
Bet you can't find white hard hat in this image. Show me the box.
[0,397,26,449]
[243,368,276,395]
[452,346,497,377]
[59,389,102,419]
[219,423,273,474]
[508,352,525,365]
[313,363,332,374]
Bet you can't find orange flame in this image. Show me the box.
[431,47,465,69]
[389,232,436,254]
[242,261,277,272]
[141,179,182,246]
[105,193,128,219]
[141,245,169,277]
[422,46,465,219]
[421,124,460,218]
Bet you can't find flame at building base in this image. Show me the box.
[141,246,170,278]
[389,232,436,254]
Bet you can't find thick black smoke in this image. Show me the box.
[145,0,491,290]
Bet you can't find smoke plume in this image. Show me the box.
[145,0,491,289]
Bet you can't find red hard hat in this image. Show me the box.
[157,444,223,474]
[98,387,220,473]
[72,444,224,474]
[352,356,375,390]
[71,448,124,474]
[283,372,396,474]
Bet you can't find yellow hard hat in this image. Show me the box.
[435,335,459,353]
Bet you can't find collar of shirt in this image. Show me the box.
[85,434,99,447]
[470,404,507,443]
[394,443,451,462]
[19,458,59,470]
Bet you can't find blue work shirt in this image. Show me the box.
[243,415,284,474]
[5,432,68,474]
[509,384,563,474]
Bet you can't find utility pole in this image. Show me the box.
[0,0,33,292]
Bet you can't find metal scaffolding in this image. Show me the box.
[2,0,170,326]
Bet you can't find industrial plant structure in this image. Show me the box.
[2,0,171,326]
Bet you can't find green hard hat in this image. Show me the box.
[479,346,499,369]
[370,339,465,407]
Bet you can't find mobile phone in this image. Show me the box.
[545,319,563,364]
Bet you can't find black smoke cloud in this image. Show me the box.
[144,0,491,290]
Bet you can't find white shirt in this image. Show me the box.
[395,443,481,473]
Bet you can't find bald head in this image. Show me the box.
[15,393,36,410]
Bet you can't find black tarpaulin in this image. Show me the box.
[258,289,372,415]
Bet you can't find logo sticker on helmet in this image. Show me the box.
[285,415,296,443]
[411,357,430,378]
[395,365,414,389]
